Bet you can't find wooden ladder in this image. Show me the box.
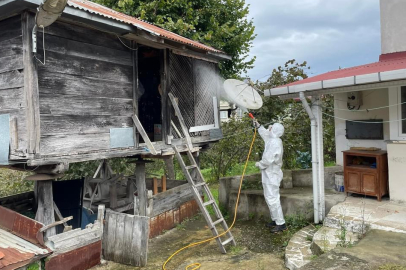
[172,145,236,253]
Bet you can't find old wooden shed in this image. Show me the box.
[0,0,230,168]
[0,0,232,267]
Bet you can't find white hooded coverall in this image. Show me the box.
[256,123,285,225]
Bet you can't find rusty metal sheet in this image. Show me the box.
[45,240,101,270]
[0,247,34,270]
[0,206,45,247]
[67,0,223,53]
[0,207,15,232]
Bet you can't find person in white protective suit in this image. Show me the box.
[254,121,287,233]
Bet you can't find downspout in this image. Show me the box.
[299,92,320,224]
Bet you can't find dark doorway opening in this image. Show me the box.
[138,46,162,142]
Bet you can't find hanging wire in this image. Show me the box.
[321,111,406,123]
[116,35,138,51]
[316,101,406,112]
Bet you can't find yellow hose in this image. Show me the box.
[162,128,257,270]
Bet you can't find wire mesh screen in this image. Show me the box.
[169,53,219,138]
[169,53,195,138]
[194,59,217,127]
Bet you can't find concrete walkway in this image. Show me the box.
[324,196,406,234]
[302,230,406,270]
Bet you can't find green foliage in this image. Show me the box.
[296,151,311,169]
[285,212,310,231]
[200,117,262,182]
[94,0,256,78]
[0,169,33,197]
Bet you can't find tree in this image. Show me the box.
[94,0,256,78]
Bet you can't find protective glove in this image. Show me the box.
[253,120,260,129]
[255,162,260,168]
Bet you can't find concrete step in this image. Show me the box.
[323,198,406,235]
[285,225,318,270]
[311,226,359,255]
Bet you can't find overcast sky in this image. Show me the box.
[243,0,381,81]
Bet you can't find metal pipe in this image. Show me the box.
[299,92,320,224]
[314,97,326,220]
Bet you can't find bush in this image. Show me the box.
[0,169,33,197]
[200,117,263,182]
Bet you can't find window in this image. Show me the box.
[402,86,406,134]
[220,111,228,119]
[236,108,243,119]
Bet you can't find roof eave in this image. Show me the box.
[0,0,231,61]
[264,69,406,97]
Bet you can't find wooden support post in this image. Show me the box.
[191,152,200,183]
[135,162,147,216]
[97,204,105,235]
[161,175,167,192]
[35,181,56,238]
[164,156,176,180]
[153,177,158,195]
[109,182,118,209]
[126,178,135,202]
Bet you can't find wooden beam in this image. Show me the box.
[135,162,147,216]
[39,216,73,233]
[132,114,158,155]
[168,93,193,150]
[35,180,56,238]
[22,12,40,154]
[132,41,139,147]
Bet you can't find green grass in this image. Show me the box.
[324,161,336,167]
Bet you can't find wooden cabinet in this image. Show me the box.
[343,150,388,201]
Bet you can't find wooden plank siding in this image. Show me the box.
[0,15,27,157]
[36,20,135,156]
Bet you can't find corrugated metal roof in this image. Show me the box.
[0,229,49,270]
[67,0,223,53]
[266,51,406,96]
[283,52,406,88]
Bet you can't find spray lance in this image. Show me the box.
[248,112,260,129]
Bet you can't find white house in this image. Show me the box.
[265,0,406,222]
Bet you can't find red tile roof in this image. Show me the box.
[67,0,223,53]
[279,51,406,88]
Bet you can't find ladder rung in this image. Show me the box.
[185,165,197,170]
[194,182,206,188]
[203,200,215,207]
[212,218,224,226]
[221,237,234,246]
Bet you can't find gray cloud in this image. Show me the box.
[244,0,381,81]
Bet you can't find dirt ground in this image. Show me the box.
[93,214,287,270]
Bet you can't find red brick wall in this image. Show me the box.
[149,199,200,238]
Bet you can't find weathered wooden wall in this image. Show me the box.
[103,210,149,266]
[0,15,27,156]
[36,20,134,156]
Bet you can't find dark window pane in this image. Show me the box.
[402,86,406,134]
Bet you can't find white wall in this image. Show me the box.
[334,89,389,165]
[380,0,406,54]
[387,143,406,203]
